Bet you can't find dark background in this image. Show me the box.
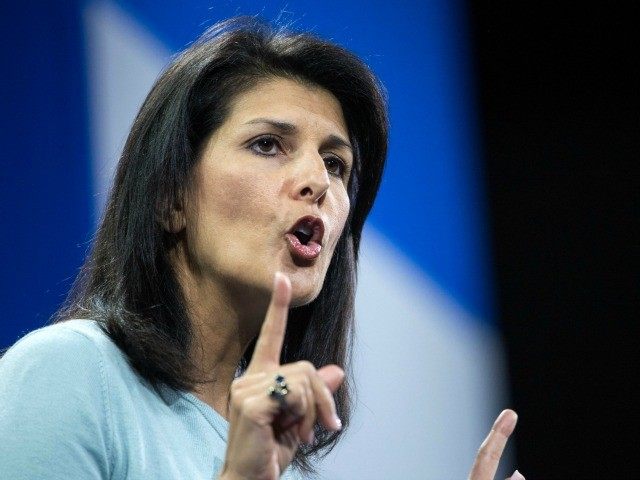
[468,3,638,478]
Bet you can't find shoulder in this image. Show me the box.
[0,318,136,418]
[1,319,104,375]
[3,319,112,357]
[0,320,116,478]
[1,319,129,379]
[0,319,117,422]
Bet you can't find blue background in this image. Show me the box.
[0,0,492,347]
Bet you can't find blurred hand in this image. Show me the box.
[220,272,344,480]
[506,470,526,480]
[468,409,526,480]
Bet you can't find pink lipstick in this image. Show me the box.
[285,216,324,261]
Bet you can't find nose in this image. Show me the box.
[290,153,330,205]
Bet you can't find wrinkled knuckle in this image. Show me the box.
[230,387,257,414]
[298,375,311,389]
[240,396,255,415]
[488,449,502,462]
[230,377,244,393]
[478,444,501,463]
[297,360,315,373]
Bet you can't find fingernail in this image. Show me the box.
[495,409,518,436]
[334,415,342,431]
[508,469,525,480]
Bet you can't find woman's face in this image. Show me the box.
[180,77,353,309]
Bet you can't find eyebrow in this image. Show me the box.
[243,118,353,153]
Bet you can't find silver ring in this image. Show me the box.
[267,374,289,407]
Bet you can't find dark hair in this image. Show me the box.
[56,17,388,472]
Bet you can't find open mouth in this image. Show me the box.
[285,216,324,261]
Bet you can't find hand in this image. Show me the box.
[468,409,525,480]
[220,272,344,480]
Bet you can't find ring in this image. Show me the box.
[267,374,289,407]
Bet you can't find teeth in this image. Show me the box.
[296,224,313,236]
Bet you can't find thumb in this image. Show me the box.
[317,365,345,393]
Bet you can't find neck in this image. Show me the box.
[174,254,270,418]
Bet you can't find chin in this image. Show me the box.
[288,275,323,308]
[279,254,331,307]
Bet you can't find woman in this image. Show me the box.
[0,17,521,480]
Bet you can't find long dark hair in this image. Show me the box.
[56,17,388,472]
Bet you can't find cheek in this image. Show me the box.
[199,168,249,217]
[329,191,351,248]
[194,167,281,238]
[214,169,246,208]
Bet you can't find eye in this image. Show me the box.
[324,156,346,177]
[249,135,282,156]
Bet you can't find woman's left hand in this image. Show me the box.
[220,273,344,480]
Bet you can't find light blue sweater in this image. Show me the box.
[0,320,302,479]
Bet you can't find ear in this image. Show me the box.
[164,205,186,233]
[158,197,186,234]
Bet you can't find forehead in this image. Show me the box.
[223,77,348,137]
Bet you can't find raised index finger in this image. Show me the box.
[248,272,291,369]
[468,409,518,480]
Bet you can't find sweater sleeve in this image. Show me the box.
[0,325,113,479]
